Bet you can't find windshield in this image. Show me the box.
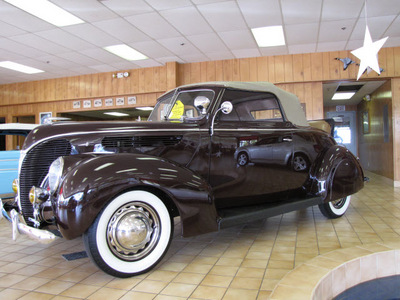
[149,89,215,122]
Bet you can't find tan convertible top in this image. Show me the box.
[177,81,309,127]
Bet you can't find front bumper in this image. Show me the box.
[0,199,56,244]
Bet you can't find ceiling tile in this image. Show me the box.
[130,40,173,58]
[281,0,322,25]
[198,1,248,32]
[360,0,400,17]
[79,48,126,64]
[259,45,288,56]
[0,38,47,58]
[63,23,121,47]
[0,1,54,32]
[35,29,95,51]
[206,51,235,60]
[100,0,154,17]
[385,16,400,36]
[133,59,163,68]
[156,56,185,64]
[318,19,355,42]
[237,0,282,28]
[321,0,364,21]
[158,37,201,56]
[145,0,192,11]
[10,34,70,55]
[218,30,257,50]
[56,52,103,66]
[288,43,316,54]
[350,16,396,40]
[285,23,318,45]
[89,64,118,72]
[93,18,152,43]
[316,41,346,52]
[52,0,118,22]
[179,53,209,62]
[160,6,213,36]
[0,20,26,37]
[232,48,261,58]
[187,33,228,53]
[125,12,181,39]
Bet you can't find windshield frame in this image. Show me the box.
[149,88,216,122]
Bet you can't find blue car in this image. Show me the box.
[0,123,37,199]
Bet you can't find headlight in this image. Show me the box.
[48,157,64,194]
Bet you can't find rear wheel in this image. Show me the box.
[83,190,173,278]
[318,196,351,219]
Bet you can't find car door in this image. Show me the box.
[208,89,294,209]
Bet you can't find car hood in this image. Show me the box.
[23,121,201,151]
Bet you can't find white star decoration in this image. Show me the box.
[351,25,388,80]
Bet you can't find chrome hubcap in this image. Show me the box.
[331,197,346,209]
[107,202,160,261]
[238,153,247,165]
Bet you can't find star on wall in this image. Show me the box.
[351,25,388,80]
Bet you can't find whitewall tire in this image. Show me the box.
[318,196,351,219]
[83,190,173,278]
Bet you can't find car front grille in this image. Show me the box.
[102,135,183,149]
[19,139,72,225]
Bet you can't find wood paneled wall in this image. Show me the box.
[357,81,393,179]
[393,78,400,185]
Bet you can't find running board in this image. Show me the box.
[218,196,322,229]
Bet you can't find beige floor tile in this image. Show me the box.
[160,282,197,297]
[119,290,157,300]
[0,288,29,300]
[191,285,226,300]
[87,287,127,300]
[222,287,258,300]
[201,274,233,288]
[34,279,75,295]
[60,283,100,298]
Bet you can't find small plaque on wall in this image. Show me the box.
[105,98,113,106]
[83,100,91,108]
[94,99,102,107]
[128,96,137,105]
[116,97,125,106]
[73,101,81,109]
[336,105,346,112]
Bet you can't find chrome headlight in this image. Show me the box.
[48,157,64,194]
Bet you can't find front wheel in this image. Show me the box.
[83,190,173,278]
[318,196,351,219]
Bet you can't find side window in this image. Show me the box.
[219,89,283,122]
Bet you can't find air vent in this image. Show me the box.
[102,135,182,149]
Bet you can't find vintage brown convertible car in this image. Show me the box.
[1,81,365,277]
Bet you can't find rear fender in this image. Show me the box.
[310,146,364,202]
[54,153,217,239]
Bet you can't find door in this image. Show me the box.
[326,111,357,156]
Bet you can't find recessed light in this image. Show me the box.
[136,107,153,111]
[332,92,356,100]
[5,0,84,27]
[104,112,129,117]
[251,26,285,47]
[0,61,44,74]
[104,45,147,61]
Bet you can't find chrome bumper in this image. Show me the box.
[0,199,56,244]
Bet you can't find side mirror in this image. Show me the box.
[210,101,233,136]
[220,101,233,114]
[194,96,210,115]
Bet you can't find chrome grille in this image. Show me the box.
[19,139,72,225]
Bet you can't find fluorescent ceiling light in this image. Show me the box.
[104,112,130,117]
[332,92,356,100]
[5,0,84,27]
[104,45,148,61]
[0,61,44,74]
[251,25,285,47]
[136,107,153,111]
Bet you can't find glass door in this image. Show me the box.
[326,111,357,156]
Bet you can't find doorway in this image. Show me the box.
[326,111,357,155]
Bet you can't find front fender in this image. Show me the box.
[54,153,217,239]
[310,146,364,202]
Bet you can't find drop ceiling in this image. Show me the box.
[0,0,398,86]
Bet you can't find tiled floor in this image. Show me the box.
[0,171,399,300]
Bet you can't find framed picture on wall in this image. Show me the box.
[40,112,52,124]
[362,110,369,134]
